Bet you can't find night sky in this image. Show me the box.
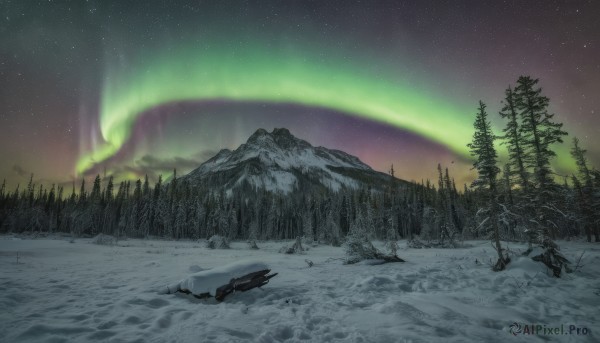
[1,1,599,189]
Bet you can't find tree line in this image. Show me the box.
[0,76,598,248]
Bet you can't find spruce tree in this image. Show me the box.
[105,176,114,203]
[142,175,150,198]
[499,86,530,190]
[502,164,514,206]
[515,76,568,192]
[467,101,508,271]
[0,179,5,199]
[91,175,101,201]
[514,76,568,241]
[570,137,597,242]
[570,137,593,188]
[79,178,86,204]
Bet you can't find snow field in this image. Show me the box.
[1,236,599,342]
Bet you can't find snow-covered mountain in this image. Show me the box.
[183,128,402,193]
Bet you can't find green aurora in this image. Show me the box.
[77,42,575,175]
[77,42,474,173]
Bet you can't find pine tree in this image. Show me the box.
[502,164,514,205]
[445,167,461,234]
[170,169,177,201]
[385,209,398,255]
[571,175,592,242]
[105,176,114,203]
[91,175,101,201]
[79,178,86,204]
[174,201,186,239]
[133,179,142,200]
[515,76,568,241]
[27,174,34,206]
[467,101,508,271]
[570,138,593,188]
[302,208,313,243]
[436,164,447,241]
[570,137,597,242]
[228,207,238,240]
[139,199,151,238]
[142,175,150,198]
[153,175,162,200]
[499,86,530,190]
[515,76,568,192]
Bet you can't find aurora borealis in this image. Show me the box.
[87,42,470,174]
[1,1,599,188]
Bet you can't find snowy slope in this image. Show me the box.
[1,235,598,343]
[183,128,398,193]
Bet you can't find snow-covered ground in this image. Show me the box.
[1,236,598,343]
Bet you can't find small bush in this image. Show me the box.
[92,234,117,246]
[206,235,230,249]
[247,240,259,250]
[344,233,379,264]
[279,236,305,254]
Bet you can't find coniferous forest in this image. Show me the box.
[1,76,599,250]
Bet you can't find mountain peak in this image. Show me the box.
[272,128,292,137]
[246,128,310,150]
[248,128,269,140]
[185,128,397,194]
[248,127,293,139]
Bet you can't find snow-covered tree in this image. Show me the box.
[570,137,597,242]
[515,76,568,193]
[302,209,314,243]
[467,101,509,271]
[499,86,530,190]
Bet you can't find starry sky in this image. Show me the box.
[1,0,599,190]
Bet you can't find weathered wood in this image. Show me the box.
[215,269,278,301]
[375,253,406,263]
[492,256,511,272]
[532,249,569,277]
[345,253,406,265]
[173,268,278,301]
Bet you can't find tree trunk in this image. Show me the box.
[490,181,509,271]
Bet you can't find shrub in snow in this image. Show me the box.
[525,235,571,277]
[92,234,117,246]
[344,220,405,265]
[407,238,431,249]
[385,240,399,256]
[279,236,305,254]
[438,240,461,249]
[206,235,230,249]
[302,236,316,246]
[344,228,380,264]
[329,234,342,247]
[247,239,259,250]
[407,236,462,249]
